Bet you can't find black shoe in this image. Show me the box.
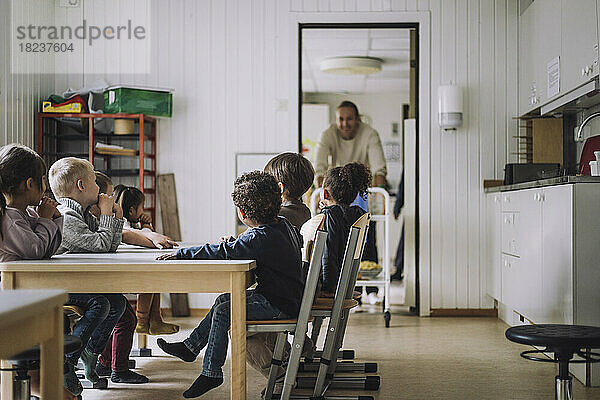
[95,362,112,377]
[111,370,149,384]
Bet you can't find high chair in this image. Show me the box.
[246,214,327,400]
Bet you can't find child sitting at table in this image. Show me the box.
[78,172,149,384]
[112,183,179,335]
[156,171,304,398]
[48,157,127,394]
[94,173,178,250]
[0,144,78,399]
[245,152,315,381]
[0,143,63,262]
[318,162,371,296]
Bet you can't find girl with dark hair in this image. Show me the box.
[0,143,63,261]
[318,162,371,295]
[113,184,180,336]
[0,144,79,398]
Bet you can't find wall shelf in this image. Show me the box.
[37,113,157,223]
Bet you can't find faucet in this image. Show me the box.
[576,111,600,141]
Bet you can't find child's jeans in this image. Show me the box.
[99,301,136,372]
[66,293,127,364]
[183,289,288,379]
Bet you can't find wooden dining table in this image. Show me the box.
[0,289,67,400]
[0,246,256,400]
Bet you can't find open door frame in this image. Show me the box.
[290,11,431,316]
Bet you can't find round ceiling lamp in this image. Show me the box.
[319,56,383,75]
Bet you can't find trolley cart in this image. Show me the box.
[310,187,392,327]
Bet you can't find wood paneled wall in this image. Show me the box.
[2,0,518,311]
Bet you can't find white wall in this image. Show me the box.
[5,0,518,311]
[0,0,56,148]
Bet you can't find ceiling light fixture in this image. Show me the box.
[320,56,383,75]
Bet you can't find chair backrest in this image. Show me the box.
[300,214,325,264]
[295,215,328,330]
[330,213,370,316]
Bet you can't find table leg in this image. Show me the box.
[1,359,14,400]
[40,307,64,400]
[230,272,246,400]
[130,333,152,357]
[1,271,15,398]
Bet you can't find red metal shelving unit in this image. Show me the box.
[37,113,157,223]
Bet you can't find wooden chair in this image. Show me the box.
[246,214,327,400]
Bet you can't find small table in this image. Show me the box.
[0,289,67,400]
[0,248,256,400]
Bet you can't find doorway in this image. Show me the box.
[298,22,419,317]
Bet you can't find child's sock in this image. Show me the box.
[182,375,223,398]
[80,348,100,383]
[157,338,196,362]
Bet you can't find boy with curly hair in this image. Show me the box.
[156,171,304,398]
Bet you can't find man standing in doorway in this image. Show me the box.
[314,101,387,305]
[315,101,387,187]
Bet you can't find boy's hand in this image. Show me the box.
[219,235,235,243]
[37,196,58,219]
[147,231,178,249]
[113,201,123,219]
[98,193,114,215]
[156,252,178,260]
[140,213,153,229]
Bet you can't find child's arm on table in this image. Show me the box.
[157,231,255,260]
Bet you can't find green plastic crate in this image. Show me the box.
[104,86,172,117]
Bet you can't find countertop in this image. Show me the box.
[484,175,600,193]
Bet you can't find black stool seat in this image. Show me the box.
[506,324,600,351]
[7,335,82,362]
[506,324,600,400]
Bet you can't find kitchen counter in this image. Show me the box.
[484,175,600,193]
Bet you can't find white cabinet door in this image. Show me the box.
[519,3,537,115]
[534,0,562,106]
[501,254,521,309]
[501,212,520,257]
[513,188,543,321]
[486,194,502,300]
[562,0,599,95]
[541,185,573,324]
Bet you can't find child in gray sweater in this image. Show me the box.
[48,157,127,395]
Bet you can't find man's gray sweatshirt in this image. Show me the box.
[57,197,124,253]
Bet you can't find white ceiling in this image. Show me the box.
[302,28,411,94]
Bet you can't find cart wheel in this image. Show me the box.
[384,311,391,328]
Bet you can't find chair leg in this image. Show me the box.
[313,312,344,396]
[309,316,323,354]
[281,331,307,400]
[264,332,287,400]
[326,310,351,378]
